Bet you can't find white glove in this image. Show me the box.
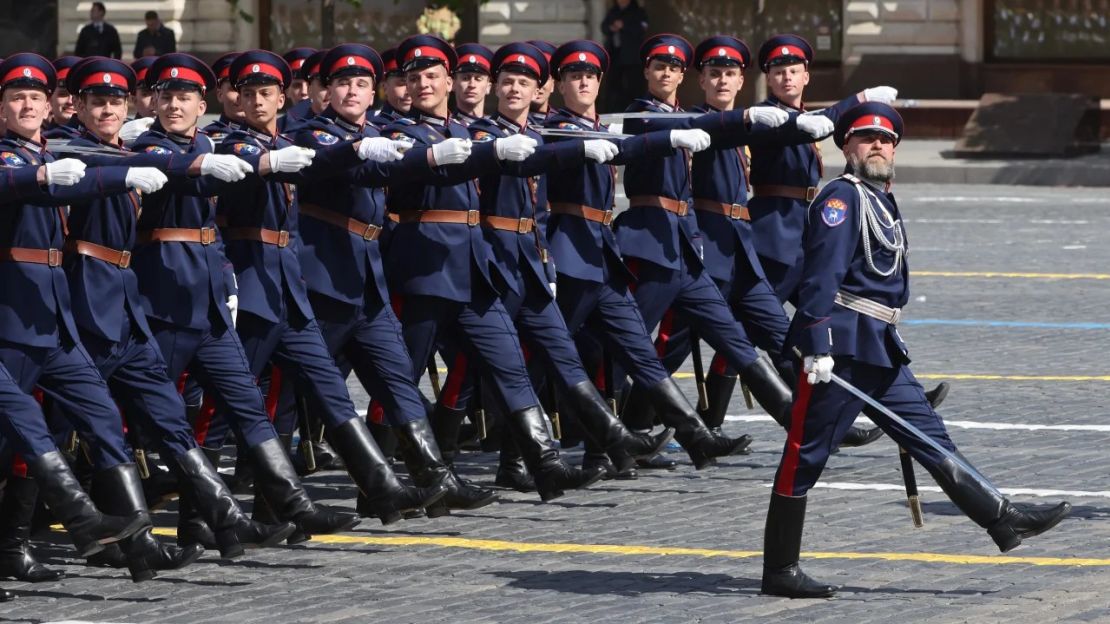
[199,154,252,182]
[669,129,711,152]
[747,106,790,128]
[796,113,835,139]
[431,138,472,165]
[44,159,86,186]
[267,146,316,173]
[549,282,557,298]
[804,355,835,385]
[863,86,898,104]
[119,117,155,143]
[583,139,619,163]
[494,134,537,162]
[227,295,238,327]
[125,167,168,193]
[357,137,407,162]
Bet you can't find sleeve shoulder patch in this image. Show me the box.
[143,145,172,155]
[557,122,578,130]
[471,130,495,143]
[232,142,262,156]
[311,130,339,145]
[820,197,849,227]
[0,151,28,167]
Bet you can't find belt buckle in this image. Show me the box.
[676,200,689,217]
[728,204,743,219]
[277,230,290,248]
[362,223,380,241]
[517,218,531,234]
[890,308,902,325]
[601,210,614,226]
[47,248,62,267]
[805,187,817,202]
[200,227,216,245]
[117,250,131,269]
[466,210,479,227]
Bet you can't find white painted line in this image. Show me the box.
[725,414,1110,433]
[764,482,1110,500]
[907,196,1110,205]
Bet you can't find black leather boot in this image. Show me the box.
[0,476,64,582]
[27,451,148,558]
[838,424,885,448]
[761,493,837,598]
[504,405,606,502]
[173,448,296,558]
[326,418,447,525]
[643,378,751,468]
[926,453,1070,553]
[394,419,497,517]
[700,371,737,431]
[431,403,469,465]
[925,382,950,408]
[563,380,673,475]
[494,433,535,492]
[740,357,794,429]
[92,463,203,583]
[248,437,361,540]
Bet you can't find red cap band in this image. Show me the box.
[157,66,206,87]
[560,51,602,70]
[329,54,376,77]
[3,66,48,86]
[405,45,449,66]
[80,71,129,91]
[237,62,284,84]
[501,54,540,77]
[647,44,686,63]
[766,44,807,64]
[702,46,743,66]
[383,58,399,73]
[459,54,491,71]
[848,114,897,136]
[289,59,306,71]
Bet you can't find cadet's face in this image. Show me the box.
[308,77,329,114]
[844,132,896,182]
[699,66,743,108]
[286,78,309,102]
[1,88,49,136]
[132,87,156,117]
[78,93,128,140]
[238,83,285,127]
[495,72,537,116]
[767,63,809,102]
[453,72,490,107]
[49,86,76,123]
[384,75,411,111]
[329,75,373,123]
[557,70,600,109]
[156,88,205,135]
[218,82,245,120]
[406,64,451,112]
[644,60,684,99]
[532,76,554,107]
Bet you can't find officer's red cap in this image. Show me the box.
[230,50,291,90]
[0,53,56,93]
[298,49,328,82]
[320,44,383,84]
[148,53,216,93]
[454,43,493,76]
[398,35,457,73]
[640,34,692,70]
[834,102,903,149]
[380,48,403,78]
[282,47,317,73]
[694,36,751,70]
[67,57,135,97]
[211,52,240,85]
[52,56,83,84]
[130,56,157,86]
[492,42,549,85]
[758,34,813,72]
[551,40,608,79]
[526,41,557,64]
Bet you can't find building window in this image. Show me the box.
[987,0,1110,62]
[265,0,425,51]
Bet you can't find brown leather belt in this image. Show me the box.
[480,215,534,234]
[224,227,291,248]
[301,203,382,241]
[66,240,132,269]
[752,184,818,202]
[392,209,481,227]
[0,247,63,267]
[136,227,218,245]
[628,195,689,217]
[549,202,614,226]
[692,199,751,221]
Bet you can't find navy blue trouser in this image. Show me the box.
[149,302,279,450]
[0,335,130,469]
[0,360,69,462]
[310,289,427,426]
[758,255,804,306]
[773,360,957,497]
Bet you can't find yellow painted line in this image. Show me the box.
[915,374,1110,382]
[145,529,1110,568]
[915,270,1110,280]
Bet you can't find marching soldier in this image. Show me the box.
[129,56,157,119]
[291,43,497,515]
[213,49,447,524]
[201,52,245,143]
[369,48,410,127]
[381,34,604,501]
[451,43,493,127]
[42,56,82,139]
[525,40,557,126]
[282,47,316,106]
[278,49,327,133]
[762,103,1071,598]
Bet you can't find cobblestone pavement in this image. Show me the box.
[3,184,1110,623]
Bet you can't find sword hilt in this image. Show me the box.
[908,495,924,528]
[740,380,754,410]
[134,448,151,480]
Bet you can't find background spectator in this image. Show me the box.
[134,11,176,58]
[74,2,121,58]
[601,0,649,111]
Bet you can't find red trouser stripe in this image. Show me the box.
[775,367,813,496]
[710,353,729,375]
[593,358,606,392]
[176,372,187,394]
[368,400,385,424]
[11,453,27,477]
[654,309,675,358]
[440,353,468,409]
[194,395,216,444]
[264,366,282,422]
[390,293,404,319]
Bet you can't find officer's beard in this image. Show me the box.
[848,152,895,185]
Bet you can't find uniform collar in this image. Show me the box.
[491,112,526,134]
[4,129,46,151]
[81,127,126,151]
[555,106,602,130]
[319,107,363,133]
[378,103,401,120]
[766,94,805,113]
[407,109,448,127]
[218,114,243,131]
[645,94,679,112]
[150,119,196,145]
[241,123,278,143]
